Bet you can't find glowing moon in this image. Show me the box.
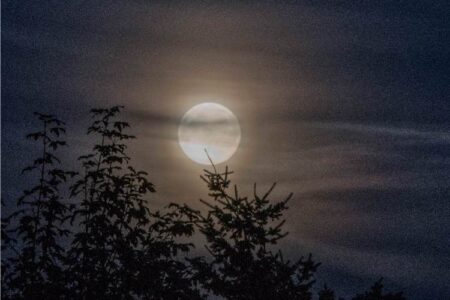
[178,103,241,165]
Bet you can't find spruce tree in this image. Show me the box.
[186,161,320,299]
[352,279,405,300]
[319,285,337,300]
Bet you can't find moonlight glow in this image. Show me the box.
[178,103,241,165]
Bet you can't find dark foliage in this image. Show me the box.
[351,279,405,300]
[182,160,320,300]
[319,285,337,300]
[65,106,201,299]
[1,107,405,300]
[2,113,74,299]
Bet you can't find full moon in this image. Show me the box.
[178,103,241,165]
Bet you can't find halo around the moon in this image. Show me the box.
[178,102,241,165]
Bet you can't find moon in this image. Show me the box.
[178,102,241,165]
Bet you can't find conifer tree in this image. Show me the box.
[319,285,337,300]
[186,161,320,299]
[352,279,405,300]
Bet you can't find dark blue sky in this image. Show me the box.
[2,1,450,299]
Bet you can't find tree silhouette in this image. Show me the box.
[65,106,201,299]
[66,106,137,298]
[351,279,405,300]
[2,113,74,299]
[1,199,14,299]
[1,106,406,300]
[184,160,320,299]
[319,285,337,300]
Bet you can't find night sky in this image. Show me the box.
[2,1,450,299]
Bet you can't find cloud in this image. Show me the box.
[308,122,450,143]
[2,1,450,299]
